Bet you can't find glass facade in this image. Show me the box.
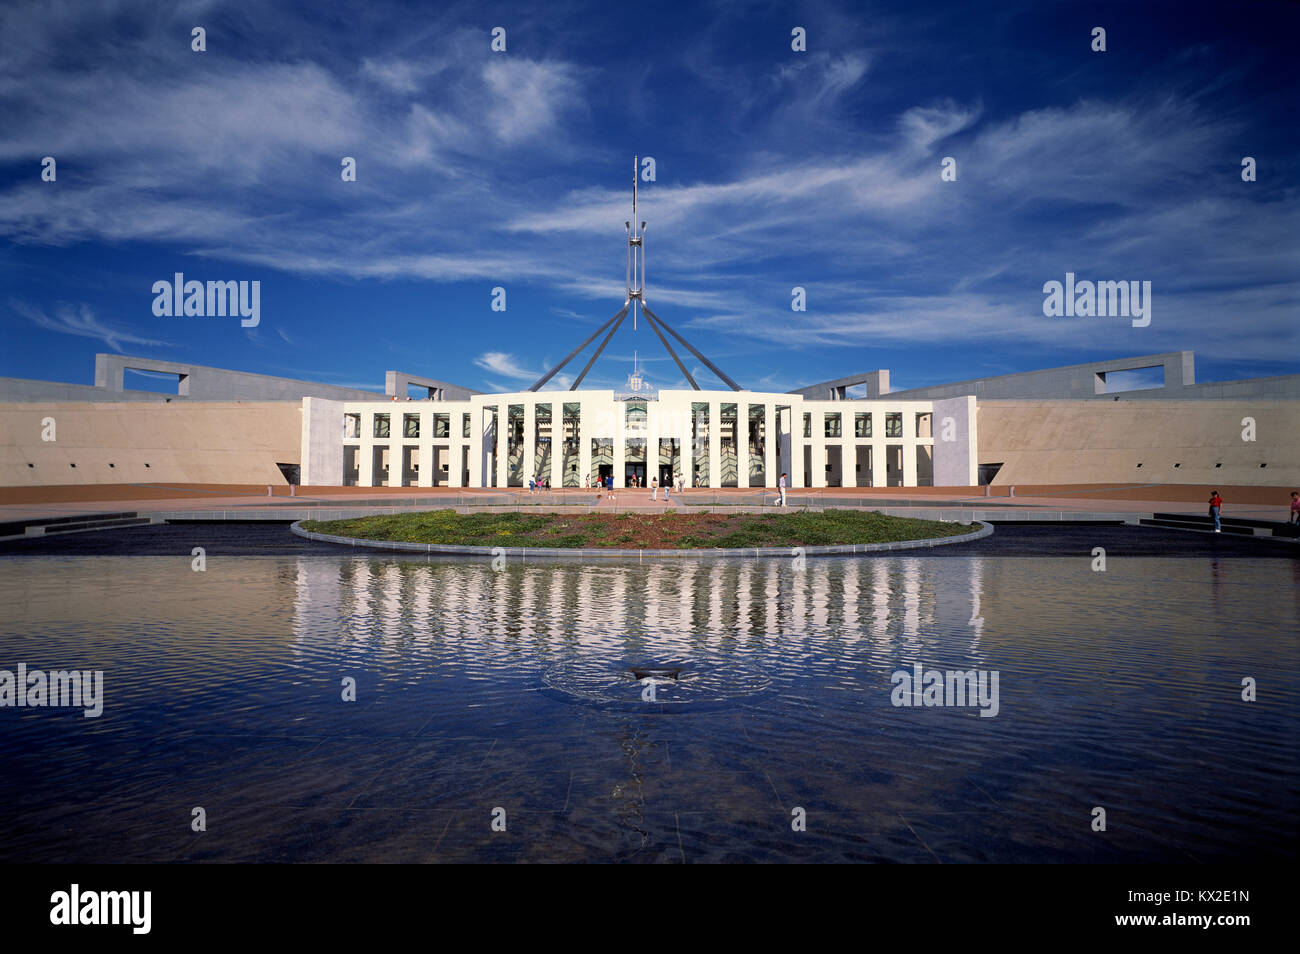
[562,403,581,487]
[720,403,738,487]
[692,403,709,487]
[748,404,766,486]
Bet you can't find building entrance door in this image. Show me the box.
[659,464,674,488]
[625,463,645,487]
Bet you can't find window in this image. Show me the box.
[692,403,710,441]
[373,413,390,438]
[507,405,524,450]
[855,412,871,438]
[433,413,449,438]
[403,413,420,438]
[915,412,932,438]
[803,413,811,438]
[885,412,903,438]
[344,413,360,438]
[463,413,472,438]
[824,412,842,438]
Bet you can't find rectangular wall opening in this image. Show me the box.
[124,368,185,395]
[886,444,903,487]
[748,404,766,487]
[659,438,680,489]
[401,446,419,486]
[591,438,613,486]
[692,403,710,487]
[1097,367,1165,394]
[855,446,872,487]
[562,403,581,487]
[915,445,933,487]
[372,446,390,487]
[430,447,447,487]
[825,445,843,487]
[720,403,738,487]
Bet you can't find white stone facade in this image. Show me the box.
[301,389,979,489]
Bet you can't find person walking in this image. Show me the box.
[1208,489,1223,533]
[664,475,671,503]
[651,476,658,501]
[778,472,788,507]
[1288,491,1300,526]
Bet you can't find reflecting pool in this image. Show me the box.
[1,551,1297,862]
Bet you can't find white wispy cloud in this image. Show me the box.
[474,351,537,380]
[13,301,170,351]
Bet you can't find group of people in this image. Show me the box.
[576,471,791,507]
[527,476,550,493]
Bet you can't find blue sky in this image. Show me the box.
[2,0,1297,397]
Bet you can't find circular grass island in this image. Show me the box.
[296,509,987,555]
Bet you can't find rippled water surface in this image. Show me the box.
[2,552,1297,862]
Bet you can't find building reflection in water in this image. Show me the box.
[292,555,989,673]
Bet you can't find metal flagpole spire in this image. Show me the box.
[626,155,645,331]
[527,157,741,392]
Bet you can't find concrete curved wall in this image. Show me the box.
[977,400,1299,486]
[1,401,301,486]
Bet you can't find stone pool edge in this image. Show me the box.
[289,519,994,559]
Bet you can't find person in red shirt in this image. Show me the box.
[1208,490,1223,533]
[1289,491,1299,525]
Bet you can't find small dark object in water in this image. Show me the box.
[630,666,683,680]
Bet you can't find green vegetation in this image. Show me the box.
[299,509,974,549]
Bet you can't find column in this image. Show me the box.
[579,402,592,487]
[811,409,827,488]
[789,405,804,489]
[523,401,536,486]
[418,423,433,487]
[613,400,626,488]
[646,400,660,488]
[900,408,913,487]
[450,435,464,488]
[678,398,693,489]
[841,426,853,490]
[359,419,375,488]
